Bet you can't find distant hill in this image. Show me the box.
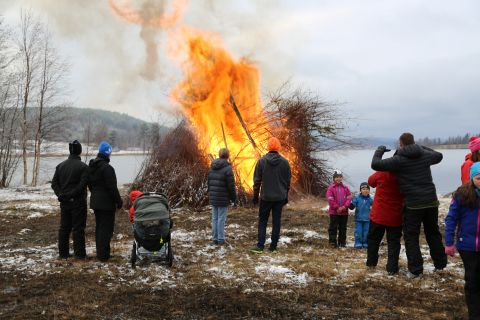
[29,107,170,150]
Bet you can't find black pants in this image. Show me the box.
[366,220,402,273]
[58,204,87,258]
[257,200,284,250]
[403,206,447,275]
[459,250,480,320]
[328,215,348,247]
[94,210,115,261]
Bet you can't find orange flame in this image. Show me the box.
[171,29,272,189]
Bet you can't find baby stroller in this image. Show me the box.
[130,192,173,269]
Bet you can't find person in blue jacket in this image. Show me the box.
[349,182,373,248]
[444,162,480,320]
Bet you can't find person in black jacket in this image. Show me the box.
[371,132,447,277]
[207,148,236,245]
[88,141,123,262]
[250,137,291,254]
[51,140,89,259]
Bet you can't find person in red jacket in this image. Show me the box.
[366,171,404,275]
[461,136,480,184]
[129,190,143,224]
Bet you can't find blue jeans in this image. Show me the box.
[211,206,228,243]
[257,200,284,250]
[354,221,369,248]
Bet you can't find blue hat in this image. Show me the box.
[98,141,112,157]
[470,162,480,180]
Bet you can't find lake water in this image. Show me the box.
[322,149,467,195]
[10,154,147,187]
[10,149,466,195]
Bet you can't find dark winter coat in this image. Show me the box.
[368,171,404,227]
[207,158,236,207]
[253,151,291,202]
[51,155,88,206]
[371,144,442,207]
[88,153,123,211]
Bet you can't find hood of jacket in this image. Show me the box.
[397,144,423,159]
[465,153,472,161]
[211,158,229,170]
[264,151,281,166]
[130,190,143,203]
[89,153,110,171]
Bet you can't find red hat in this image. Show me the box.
[468,136,480,153]
[267,137,281,152]
[129,190,143,203]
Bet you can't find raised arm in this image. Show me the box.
[371,146,400,172]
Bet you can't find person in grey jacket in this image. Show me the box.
[207,148,236,245]
[371,132,447,277]
[250,137,291,254]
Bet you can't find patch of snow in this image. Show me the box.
[27,212,44,219]
[18,228,31,235]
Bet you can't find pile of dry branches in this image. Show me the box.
[264,86,350,196]
[130,121,210,209]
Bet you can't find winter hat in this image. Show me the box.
[468,136,480,153]
[360,182,370,191]
[333,169,343,179]
[98,141,112,157]
[470,162,480,180]
[267,137,281,152]
[69,140,82,155]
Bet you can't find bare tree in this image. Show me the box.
[16,10,42,185]
[31,28,69,186]
[0,18,21,187]
[83,114,92,162]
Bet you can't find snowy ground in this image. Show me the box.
[0,186,468,319]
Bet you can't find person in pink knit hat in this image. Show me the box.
[461,136,480,184]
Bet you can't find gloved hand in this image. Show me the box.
[116,199,123,209]
[336,206,345,214]
[252,195,259,206]
[284,198,288,206]
[377,145,391,152]
[445,245,455,257]
[348,203,355,210]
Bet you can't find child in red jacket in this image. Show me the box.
[366,171,404,275]
[129,190,143,223]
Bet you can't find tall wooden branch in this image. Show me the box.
[229,94,259,151]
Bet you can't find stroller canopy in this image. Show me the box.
[133,193,170,222]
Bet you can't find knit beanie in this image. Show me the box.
[360,182,370,191]
[468,136,480,153]
[267,137,281,152]
[98,141,112,157]
[333,169,343,179]
[470,162,480,180]
[68,140,82,155]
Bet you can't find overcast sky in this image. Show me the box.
[1,0,479,139]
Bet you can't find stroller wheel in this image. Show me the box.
[131,242,137,269]
[167,241,174,267]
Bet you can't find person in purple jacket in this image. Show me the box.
[326,170,352,248]
[445,162,480,320]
